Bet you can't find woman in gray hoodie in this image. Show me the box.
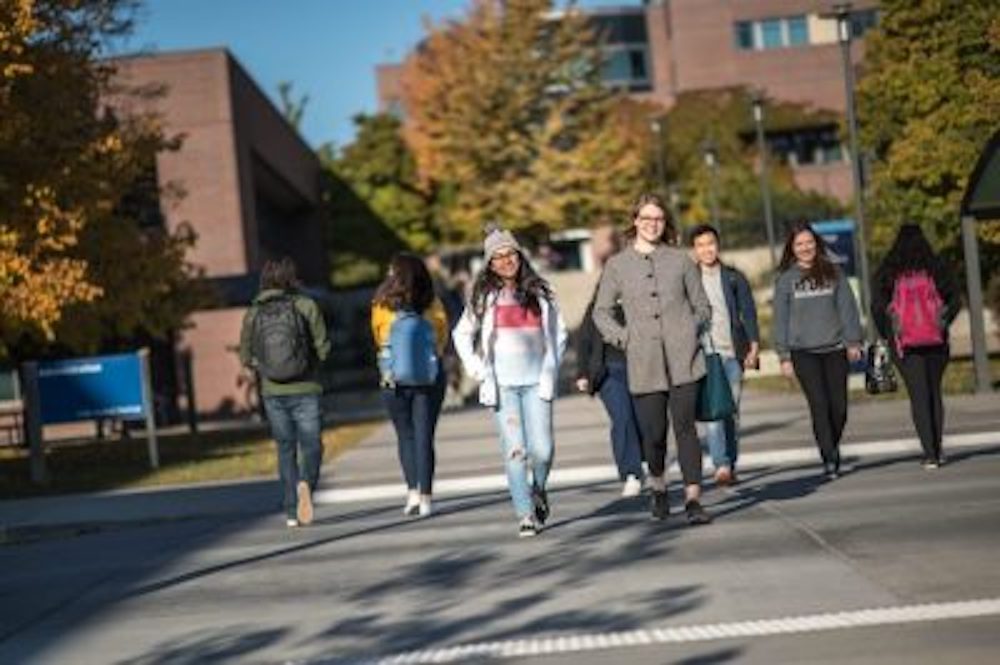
[773,221,863,478]
[593,193,713,525]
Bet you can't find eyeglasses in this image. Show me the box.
[637,215,667,224]
[492,250,519,262]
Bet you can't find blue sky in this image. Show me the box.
[124,0,639,151]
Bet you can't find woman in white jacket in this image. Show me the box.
[453,227,568,537]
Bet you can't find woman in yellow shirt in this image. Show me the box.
[371,253,450,517]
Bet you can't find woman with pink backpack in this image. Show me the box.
[871,224,961,469]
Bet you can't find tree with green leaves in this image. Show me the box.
[653,87,845,246]
[401,0,645,241]
[322,113,433,287]
[858,0,1000,257]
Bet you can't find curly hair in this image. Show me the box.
[623,192,679,246]
[372,252,435,314]
[469,249,552,320]
[778,221,839,287]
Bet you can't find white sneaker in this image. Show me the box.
[285,518,299,528]
[403,490,420,516]
[419,496,433,517]
[622,475,642,498]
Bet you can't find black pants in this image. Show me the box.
[633,381,702,485]
[895,347,948,460]
[791,349,849,464]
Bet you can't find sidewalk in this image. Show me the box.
[2,391,998,541]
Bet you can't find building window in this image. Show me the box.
[734,14,812,50]
[601,46,651,92]
[787,15,809,46]
[850,9,879,38]
[734,21,754,50]
[760,19,783,49]
[767,126,844,167]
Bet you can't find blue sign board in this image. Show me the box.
[37,353,147,425]
[812,219,857,277]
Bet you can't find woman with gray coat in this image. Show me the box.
[593,193,713,525]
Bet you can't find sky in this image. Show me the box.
[123,0,640,151]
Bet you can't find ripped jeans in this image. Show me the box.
[493,384,554,519]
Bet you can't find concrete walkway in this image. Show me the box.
[2,391,998,542]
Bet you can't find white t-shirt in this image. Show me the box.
[701,264,735,358]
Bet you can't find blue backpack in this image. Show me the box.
[381,311,439,386]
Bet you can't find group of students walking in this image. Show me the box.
[240,193,962,535]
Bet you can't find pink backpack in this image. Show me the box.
[889,270,944,355]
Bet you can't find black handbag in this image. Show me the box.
[696,336,736,422]
[865,339,899,395]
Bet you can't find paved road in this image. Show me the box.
[2,434,1000,663]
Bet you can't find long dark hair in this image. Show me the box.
[372,252,435,314]
[778,221,838,287]
[874,224,948,301]
[623,192,678,247]
[469,249,552,319]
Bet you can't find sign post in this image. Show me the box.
[959,128,999,394]
[22,350,161,484]
[19,362,48,486]
[138,348,160,469]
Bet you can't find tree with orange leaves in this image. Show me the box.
[401,0,646,241]
[1,0,205,359]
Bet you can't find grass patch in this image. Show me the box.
[746,356,1000,399]
[0,420,379,499]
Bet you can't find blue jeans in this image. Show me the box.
[381,375,446,493]
[703,356,744,470]
[597,361,643,480]
[493,384,554,519]
[263,393,323,518]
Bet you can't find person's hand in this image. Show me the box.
[780,360,794,379]
[744,343,760,371]
[847,345,863,363]
[576,377,590,393]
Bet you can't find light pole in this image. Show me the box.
[650,118,668,197]
[702,139,720,231]
[826,2,874,339]
[751,90,777,271]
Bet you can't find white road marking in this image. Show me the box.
[314,431,998,505]
[319,598,1000,664]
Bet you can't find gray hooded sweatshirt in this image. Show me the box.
[773,266,862,360]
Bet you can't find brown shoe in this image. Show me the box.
[296,481,314,525]
[714,466,733,487]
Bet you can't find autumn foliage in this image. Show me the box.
[400,0,646,241]
[1,0,205,359]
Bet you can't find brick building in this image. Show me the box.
[376,0,880,203]
[113,49,328,417]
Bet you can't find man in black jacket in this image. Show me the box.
[690,225,760,486]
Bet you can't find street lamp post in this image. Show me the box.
[650,118,668,197]
[702,140,720,231]
[827,2,874,339]
[751,91,777,271]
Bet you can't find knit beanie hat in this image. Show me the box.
[483,225,521,261]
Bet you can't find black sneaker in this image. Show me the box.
[650,490,669,521]
[533,489,550,525]
[685,500,713,526]
[518,516,539,538]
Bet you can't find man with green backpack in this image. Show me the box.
[240,257,330,527]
